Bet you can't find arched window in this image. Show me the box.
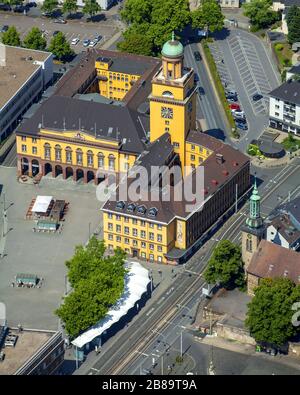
[65,146,72,163]
[76,148,83,165]
[108,154,115,170]
[97,152,104,168]
[162,91,174,98]
[55,144,62,161]
[44,143,51,160]
[246,237,252,252]
[87,150,94,167]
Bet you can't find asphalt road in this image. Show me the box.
[75,159,300,375]
[184,42,230,142]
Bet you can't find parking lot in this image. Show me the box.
[208,28,280,150]
[0,166,103,330]
[0,10,118,53]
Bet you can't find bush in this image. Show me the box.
[250,25,260,32]
[275,43,284,51]
[247,144,261,156]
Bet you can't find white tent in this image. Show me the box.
[72,262,150,349]
[32,196,53,213]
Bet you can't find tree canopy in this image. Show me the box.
[62,0,78,15]
[48,31,74,61]
[204,240,245,289]
[23,27,47,50]
[287,6,300,44]
[245,278,300,346]
[41,0,58,14]
[1,26,21,46]
[242,0,280,30]
[191,0,224,32]
[119,0,191,55]
[82,0,101,18]
[117,25,154,56]
[56,237,127,338]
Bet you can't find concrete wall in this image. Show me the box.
[216,322,256,345]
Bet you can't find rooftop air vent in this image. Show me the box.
[148,207,158,217]
[116,201,125,210]
[127,203,136,213]
[137,205,147,215]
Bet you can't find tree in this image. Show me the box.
[41,0,58,14]
[23,27,47,50]
[245,278,300,346]
[62,0,78,16]
[242,0,280,30]
[119,0,191,55]
[48,31,74,61]
[1,26,21,46]
[287,7,300,44]
[203,240,245,289]
[56,237,127,338]
[82,0,101,19]
[286,5,298,27]
[191,0,224,33]
[4,0,22,6]
[117,26,154,56]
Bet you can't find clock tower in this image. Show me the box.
[241,178,265,270]
[149,33,197,169]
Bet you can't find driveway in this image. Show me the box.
[209,28,281,151]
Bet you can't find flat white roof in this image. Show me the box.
[32,196,53,213]
[72,261,150,349]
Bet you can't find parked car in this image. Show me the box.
[234,116,247,124]
[226,89,237,96]
[229,103,240,111]
[198,87,205,95]
[94,35,102,43]
[227,96,238,103]
[232,110,245,118]
[194,51,201,61]
[89,40,97,47]
[253,93,263,101]
[54,18,66,24]
[53,30,60,36]
[1,25,9,33]
[236,122,248,130]
[83,39,90,47]
[0,3,11,11]
[71,37,80,45]
[194,73,199,82]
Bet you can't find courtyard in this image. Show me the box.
[0,166,103,330]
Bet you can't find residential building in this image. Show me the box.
[0,44,53,141]
[246,239,300,295]
[286,64,300,80]
[266,196,300,250]
[76,0,115,10]
[268,79,300,135]
[218,0,240,8]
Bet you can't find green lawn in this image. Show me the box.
[273,42,293,70]
[282,134,300,151]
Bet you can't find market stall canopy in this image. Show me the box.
[32,196,53,213]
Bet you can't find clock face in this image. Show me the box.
[161,107,173,119]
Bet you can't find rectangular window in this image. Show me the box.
[157,234,162,242]
[116,236,121,242]
[32,146,37,155]
[133,228,138,236]
[125,238,130,244]
[141,242,146,248]
[191,145,195,151]
[32,138,37,143]
[149,244,154,250]
[141,230,146,238]
[149,254,154,261]
[55,149,61,161]
[21,136,26,141]
[22,144,27,152]
[116,225,121,233]
[76,151,83,165]
[108,213,113,219]
[108,234,113,240]
[190,155,195,161]
[149,223,154,228]
[133,239,138,246]
[157,224,162,230]
[116,215,121,221]
[140,221,145,227]
[158,256,162,262]
[108,223,113,231]
[149,232,154,241]
[124,226,129,235]
[124,217,129,223]
[132,219,138,225]
[157,245,162,252]
[173,142,180,148]
[66,150,72,163]
[141,252,146,259]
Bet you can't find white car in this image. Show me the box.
[89,40,97,47]
[232,109,245,118]
[71,38,80,45]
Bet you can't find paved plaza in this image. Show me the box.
[0,167,103,330]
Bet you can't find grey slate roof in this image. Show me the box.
[16,95,150,154]
[289,64,300,75]
[269,79,300,105]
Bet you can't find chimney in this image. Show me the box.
[216,153,224,164]
[0,43,6,67]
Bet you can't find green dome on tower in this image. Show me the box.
[161,32,184,58]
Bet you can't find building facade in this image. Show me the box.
[269,79,300,135]
[0,45,53,141]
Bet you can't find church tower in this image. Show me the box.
[149,33,197,169]
[241,178,265,270]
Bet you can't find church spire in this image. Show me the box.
[246,177,263,229]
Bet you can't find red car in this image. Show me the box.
[229,103,240,110]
